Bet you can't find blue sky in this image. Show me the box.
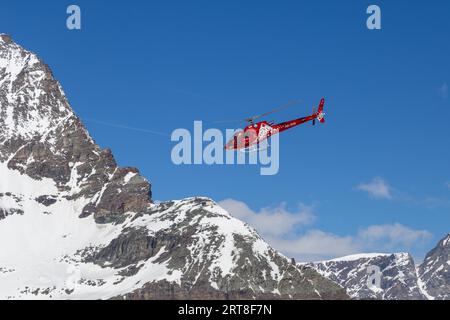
[2,0,449,261]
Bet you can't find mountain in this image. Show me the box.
[305,253,426,300]
[305,234,450,300]
[0,34,347,299]
[418,234,450,300]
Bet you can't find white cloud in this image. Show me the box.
[358,223,432,248]
[218,199,432,262]
[438,82,448,99]
[265,231,360,262]
[422,196,450,208]
[357,177,392,199]
[219,199,357,262]
[218,199,314,237]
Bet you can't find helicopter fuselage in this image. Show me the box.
[224,98,325,151]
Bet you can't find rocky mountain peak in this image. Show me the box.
[0,36,152,223]
[440,234,450,248]
[304,233,450,300]
[305,252,426,300]
[418,234,450,300]
[0,36,74,145]
[0,34,13,44]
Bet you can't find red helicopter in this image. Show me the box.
[224,98,326,151]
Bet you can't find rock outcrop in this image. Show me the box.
[418,234,450,300]
[306,234,450,300]
[305,253,426,300]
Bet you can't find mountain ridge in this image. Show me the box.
[305,234,450,300]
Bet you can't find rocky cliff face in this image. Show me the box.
[418,234,450,300]
[305,253,426,300]
[0,34,347,300]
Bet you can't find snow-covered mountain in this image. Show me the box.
[305,253,425,300]
[305,234,450,300]
[0,34,347,300]
[418,234,450,300]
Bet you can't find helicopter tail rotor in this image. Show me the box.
[313,98,325,125]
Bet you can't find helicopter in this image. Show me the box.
[224,98,326,151]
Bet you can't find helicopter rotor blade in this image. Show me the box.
[214,99,301,125]
[212,119,245,124]
[246,99,301,122]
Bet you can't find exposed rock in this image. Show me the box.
[305,253,426,300]
[0,207,24,220]
[418,234,450,300]
[35,195,57,206]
